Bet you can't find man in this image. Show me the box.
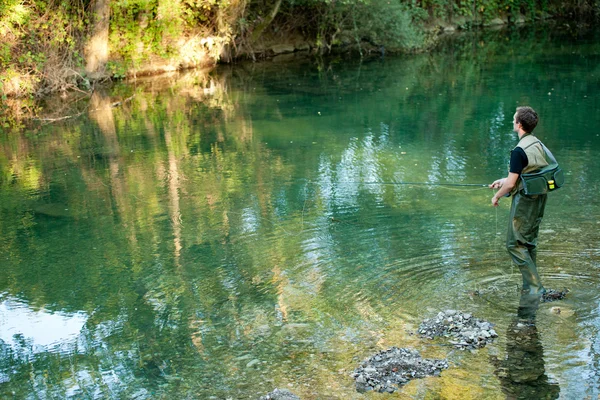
[490,106,550,295]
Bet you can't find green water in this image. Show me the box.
[1,27,600,399]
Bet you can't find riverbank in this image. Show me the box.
[0,14,597,131]
[0,12,554,98]
[1,0,597,106]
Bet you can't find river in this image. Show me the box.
[1,25,599,399]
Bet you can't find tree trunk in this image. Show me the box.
[251,0,283,42]
[85,0,110,78]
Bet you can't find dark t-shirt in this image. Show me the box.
[509,147,528,174]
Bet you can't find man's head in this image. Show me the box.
[513,106,538,133]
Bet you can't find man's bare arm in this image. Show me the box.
[490,172,520,206]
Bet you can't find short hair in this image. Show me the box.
[515,106,538,133]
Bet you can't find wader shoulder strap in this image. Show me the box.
[540,142,558,165]
[522,140,541,150]
[520,138,558,166]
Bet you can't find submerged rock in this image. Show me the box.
[419,310,498,350]
[351,347,448,393]
[259,388,300,400]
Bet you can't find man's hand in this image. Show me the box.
[490,178,504,207]
[491,195,500,207]
[489,173,519,206]
[489,178,505,189]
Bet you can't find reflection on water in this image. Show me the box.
[493,293,560,399]
[0,296,87,352]
[1,26,600,398]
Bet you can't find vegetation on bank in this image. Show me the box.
[0,0,598,107]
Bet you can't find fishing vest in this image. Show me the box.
[510,134,549,196]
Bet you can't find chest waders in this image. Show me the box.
[507,134,551,295]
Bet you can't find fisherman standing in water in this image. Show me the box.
[489,106,550,295]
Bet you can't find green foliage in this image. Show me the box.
[109,0,166,67]
[422,0,450,18]
[0,0,598,110]
[421,0,584,22]
[106,61,128,79]
[181,0,219,24]
[0,0,30,68]
[108,0,235,71]
[0,0,87,98]
[353,0,427,50]
[263,0,427,53]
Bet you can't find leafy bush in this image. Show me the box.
[0,0,87,97]
[353,0,427,51]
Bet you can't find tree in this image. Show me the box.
[85,0,111,78]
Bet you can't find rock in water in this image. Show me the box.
[419,310,498,350]
[259,388,300,400]
[351,347,448,393]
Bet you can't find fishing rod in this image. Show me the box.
[291,178,490,188]
[338,181,489,187]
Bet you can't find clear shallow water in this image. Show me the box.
[1,27,600,399]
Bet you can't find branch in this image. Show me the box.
[32,95,135,125]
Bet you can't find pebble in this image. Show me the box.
[259,388,300,400]
[419,310,498,350]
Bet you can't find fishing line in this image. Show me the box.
[494,198,499,270]
[492,190,512,279]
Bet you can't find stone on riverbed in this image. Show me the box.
[542,288,569,303]
[419,310,498,350]
[259,388,300,400]
[351,347,448,393]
